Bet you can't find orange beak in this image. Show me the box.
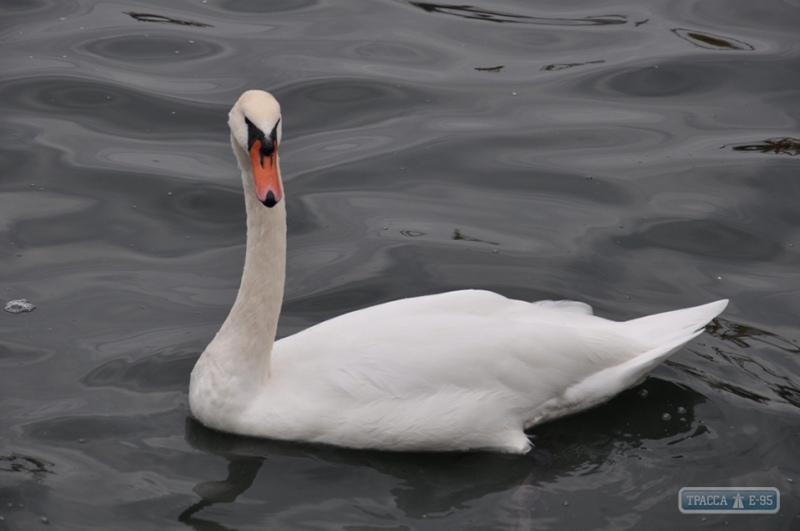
[249,139,282,207]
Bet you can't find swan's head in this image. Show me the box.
[229,90,283,208]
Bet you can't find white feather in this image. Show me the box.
[189,91,728,453]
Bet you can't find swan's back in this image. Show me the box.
[248,291,728,452]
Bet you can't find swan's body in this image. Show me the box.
[189,90,728,453]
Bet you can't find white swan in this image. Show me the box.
[189,90,728,453]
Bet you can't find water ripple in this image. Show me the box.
[1,77,225,138]
[79,34,223,63]
[4,0,800,526]
[673,317,800,409]
[616,219,786,261]
[588,63,721,98]
[409,3,628,26]
[217,0,319,13]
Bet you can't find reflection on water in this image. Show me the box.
[182,418,556,530]
[708,318,800,354]
[179,455,263,531]
[671,318,800,408]
[177,378,712,529]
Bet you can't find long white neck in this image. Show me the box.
[196,136,286,390]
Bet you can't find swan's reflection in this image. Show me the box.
[179,453,263,531]
[181,417,551,530]
[179,378,708,530]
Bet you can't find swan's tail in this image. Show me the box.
[623,299,728,351]
[561,299,728,410]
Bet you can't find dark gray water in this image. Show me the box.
[2,0,800,529]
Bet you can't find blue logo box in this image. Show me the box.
[679,487,779,514]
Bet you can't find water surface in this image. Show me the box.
[2,0,800,529]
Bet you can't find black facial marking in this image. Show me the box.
[245,117,263,150]
[270,119,279,144]
[245,117,278,165]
